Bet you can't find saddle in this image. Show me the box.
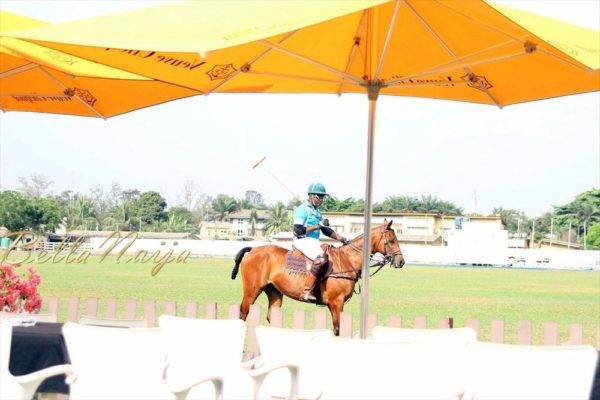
[284,244,333,278]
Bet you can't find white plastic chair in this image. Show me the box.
[0,321,73,400]
[0,312,58,323]
[308,337,466,400]
[78,315,148,328]
[63,322,220,400]
[371,326,477,344]
[252,325,333,400]
[462,341,599,400]
[159,315,300,400]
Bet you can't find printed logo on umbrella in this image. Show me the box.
[64,87,97,106]
[206,64,236,80]
[461,73,493,91]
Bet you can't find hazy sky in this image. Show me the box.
[0,1,598,217]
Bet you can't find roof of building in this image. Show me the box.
[227,209,271,220]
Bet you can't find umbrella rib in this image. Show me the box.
[420,38,521,75]
[257,39,363,85]
[0,63,39,79]
[435,0,594,72]
[385,50,530,86]
[243,69,362,87]
[404,0,501,107]
[207,31,299,95]
[38,66,106,119]
[374,0,402,81]
[338,10,369,95]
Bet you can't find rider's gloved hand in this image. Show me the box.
[320,218,330,227]
[341,237,349,245]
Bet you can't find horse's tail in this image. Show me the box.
[231,246,253,280]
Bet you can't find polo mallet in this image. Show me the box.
[252,156,301,200]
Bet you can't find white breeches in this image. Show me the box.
[293,237,323,260]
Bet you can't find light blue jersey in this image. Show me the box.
[293,200,323,239]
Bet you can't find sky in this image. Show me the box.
[0,0,598,217]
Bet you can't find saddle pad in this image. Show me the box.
[285,251,307,275]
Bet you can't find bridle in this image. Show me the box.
[330,225,404,282]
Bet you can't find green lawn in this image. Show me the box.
[8,253,599,345]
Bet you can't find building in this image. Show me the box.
[321,212,505,246]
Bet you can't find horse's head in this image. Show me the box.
[373,219,405,268]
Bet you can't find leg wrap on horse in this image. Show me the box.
[310,253,329,277]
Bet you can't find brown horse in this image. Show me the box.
[231,219,404,335]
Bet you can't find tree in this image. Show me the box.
[192,193,213,222]
[286,198,302,210]
[64,195,98,230]
[554,189,600,237]
[239,190,266,210]
[436,200,463,216]
[105,203,130,231]
[586,223,600,250]
[131,191,168,227]
[321,196,364,212]
[0,191,35,231]
[211,194,238,221]
[374,195,419,212]
[17,174,54,198]
[493,207,529,235]
[248,208,258,236]
[30,196,64,233]
[264,202,291,235]
[178,180,200,210]
[165,206,196,232]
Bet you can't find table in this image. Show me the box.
[10,322,70,394]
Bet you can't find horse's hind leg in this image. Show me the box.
[240,288,262,321]
[264,284,283,323]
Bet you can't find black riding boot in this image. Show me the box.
[301,253,328,301]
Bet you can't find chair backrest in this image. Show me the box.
[78,315,147,328]
[254,325,333,400]
[309,337,466,400]
[62,322,172,400]
[371,326,476,344]
[158,315,246,399]
[0,322,14,381]
[462,341,599,400]
[0,312,57,323]
[0,322,25,399]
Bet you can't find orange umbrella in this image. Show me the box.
[6,0,598,336]
[0,11,201,118]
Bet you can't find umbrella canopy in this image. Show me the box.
[0,11,202,118]
[4,0,598,336]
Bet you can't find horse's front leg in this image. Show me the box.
[327,298,345,336]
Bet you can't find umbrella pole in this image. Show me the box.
[360,86,379,339]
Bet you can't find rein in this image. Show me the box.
[328,227,402,286]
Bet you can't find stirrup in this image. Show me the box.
[301,287,316,302]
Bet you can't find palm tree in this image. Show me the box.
[417,194,441,213]
[248,208,258,236]
[263,202,291,235]
[374,195,419,213]
[212,194,238,221]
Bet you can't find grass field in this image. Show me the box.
[8,253,599,345]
